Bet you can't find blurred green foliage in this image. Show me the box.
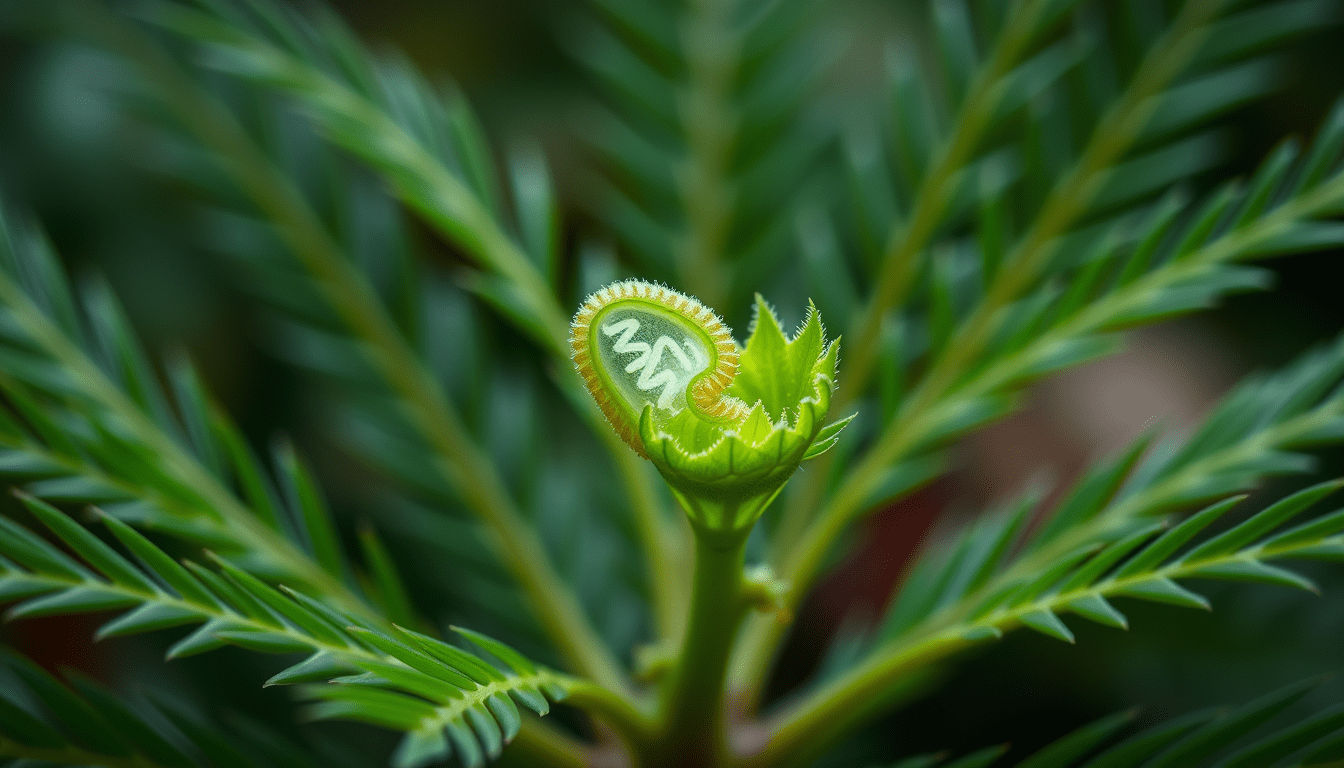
[4,1,1344,766]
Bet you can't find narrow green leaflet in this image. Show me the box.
[0,649,357,768]
[762,470,1344,760]
[870,681,1344,768]
[0,497,575,768]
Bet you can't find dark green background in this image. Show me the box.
[2,1,1344,764]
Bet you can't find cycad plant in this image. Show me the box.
[4,0,1344,766]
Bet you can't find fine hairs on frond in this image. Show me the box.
[748,298,830,346]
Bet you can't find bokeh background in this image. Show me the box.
[2,0,1344,765]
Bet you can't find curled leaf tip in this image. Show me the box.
[572,282,854,536]
[571,279,747,456]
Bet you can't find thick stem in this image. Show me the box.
[652,531,750,768]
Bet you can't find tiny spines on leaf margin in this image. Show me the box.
[571,279,748,456]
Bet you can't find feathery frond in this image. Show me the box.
[573,0,839,310]
[0,649,353,768]
[833,0,1339,402]
[0,198,374,618]
[0,495,573,768]
[759,475,1344,762]
[781,7,1344,563]
[83,0,678,673]
[738,85,1344,697]
[869,325,1344,638]
[882,679,1344,768]
[141,79,652,660]
[136,0,566,352]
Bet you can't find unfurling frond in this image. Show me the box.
[571,279,746,453]
[572,280,848,534]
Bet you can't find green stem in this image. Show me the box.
[652,530,751,768]
[507,719,592,768]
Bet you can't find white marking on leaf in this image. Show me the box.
[602,317,703,409]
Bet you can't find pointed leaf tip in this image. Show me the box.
[1115,578,1210,610]
[1020,609,1076,643]
[1067,594,1129,630]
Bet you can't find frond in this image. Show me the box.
[877,326,1344,644]
[0,649,350,768]
[0,496,570,768]
[754,323,1344,759]
[573,0,838,309]
[165,85,652,659]
[885,679,1344,767]
[740,86,1344,695]
[0,197,380,619]
[965,478,1339,644]
[89,0,675,674]
[136,0,567,353]
[739,6,1344,693]
[832,0,1338,390]
[832,62,1344,539]
[0,194,593,763]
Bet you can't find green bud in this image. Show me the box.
[572,282,852,539]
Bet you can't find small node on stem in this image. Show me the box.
[743,564,792,621]
[634,640,676,683]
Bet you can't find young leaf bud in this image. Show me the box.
[572,281,851,537]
